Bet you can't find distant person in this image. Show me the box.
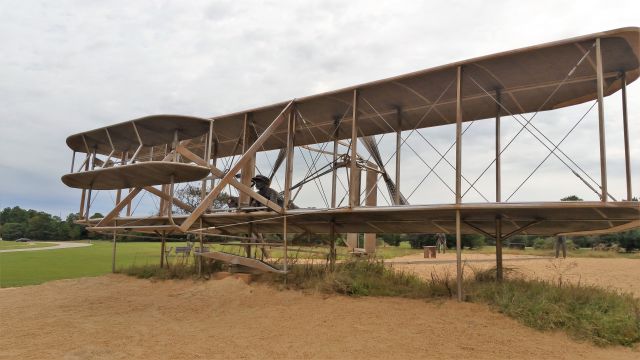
[436,233,447,254]
[555,235,567,258]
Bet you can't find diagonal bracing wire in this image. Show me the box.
[467,75,606,199]
[360,95,483,201]
[506,101,597,201]
[462,42,607,200]
[405,123,477,201]
[413,128,490,201]
[249,124,283,191]
[352,80,461,202]
[292,106,352,203]
[297,147,330,207]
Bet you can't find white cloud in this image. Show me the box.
[1,0,639,215]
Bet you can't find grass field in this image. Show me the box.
[0,241,172,287]
[1,239,637,288]
[0,240,57,251]
[0,240,422,288]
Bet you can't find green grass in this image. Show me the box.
[0,240,193,287]
[465,269,640,346]
[2,239,636,289]
[262,259,453,298]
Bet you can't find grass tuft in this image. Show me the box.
[119,263,196,280]
[465,272,640,346]
[118,260,225,280]
[263,258,454,298]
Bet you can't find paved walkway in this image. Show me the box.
[0,242,93,253]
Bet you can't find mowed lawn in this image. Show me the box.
[0,240,423,288]
[0,241,178,288]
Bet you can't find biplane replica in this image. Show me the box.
[62,27,640,298]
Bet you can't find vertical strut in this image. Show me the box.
[283,107,296,209]
[79,153,89,218]
[621,72,632,201]
[282,107,296,273]
[350,89,360,208]
[331,116,339,208]
[595,38,608,202]
[495,89,502,203]
[70,151,76,173]
[115,153,125,214]
[240,113,257,207]
[495,88,504,282]
[455,66,463,301]
[395,107,402,205]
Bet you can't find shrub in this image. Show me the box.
[533,237,554,249]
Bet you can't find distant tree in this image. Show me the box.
[379,233,404,246]
[406,233,433,249]
[561,195,583,201]
[27,214,56,239]
[0,206,29,224]
[65,213,86,239]
[174,184,233,214]
[1,223,27,240]
[618,229,640,251]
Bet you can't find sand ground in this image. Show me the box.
[1,272,638,360]
[390,252,640,297]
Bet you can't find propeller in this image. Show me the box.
[360,136,408,205]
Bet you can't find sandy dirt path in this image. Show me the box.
[0,275,637,359]
[391,253,640,297]
[0,241,92,253]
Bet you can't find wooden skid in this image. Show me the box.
[199,251,286,274]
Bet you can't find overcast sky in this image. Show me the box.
[1,0,639,217]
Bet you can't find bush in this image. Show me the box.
[406,233,485,249]
[379,233,403,247]
[464,234,485,249]
[406,234,433,249]
[533,237,554,249]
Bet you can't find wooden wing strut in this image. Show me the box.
[179,100,294,232]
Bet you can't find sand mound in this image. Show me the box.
[1,274,638,359]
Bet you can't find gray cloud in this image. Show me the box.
[1,0,639,216]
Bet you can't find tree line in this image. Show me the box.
[0,206,91,241]
[2,200,638,250]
